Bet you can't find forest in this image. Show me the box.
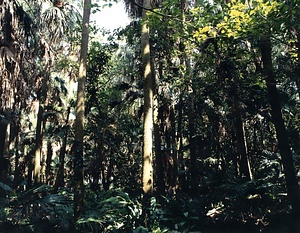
[0,0,300,232]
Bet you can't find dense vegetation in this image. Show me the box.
[0,0,300,232]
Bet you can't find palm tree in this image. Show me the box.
[0,0,37,184]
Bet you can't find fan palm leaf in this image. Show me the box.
[42,6,66,45]
[41,1,82,47]
[0,0,36,110]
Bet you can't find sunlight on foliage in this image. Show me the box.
[192,0,280,41]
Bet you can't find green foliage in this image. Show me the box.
[0,185,73,233]
[1,0,300,232]
[133,226,148,233]
[77,189,141,233]
[0,182,13,193]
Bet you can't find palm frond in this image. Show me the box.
[42,6,66,45]
[0,182,12,193]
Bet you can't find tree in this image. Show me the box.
[141,0,154,226]
[73,0,91,223]
[260,36,300,215]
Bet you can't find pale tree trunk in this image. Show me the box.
[73,0,91,224]
[34,74,48,185]
[141,0,154,227]
[260,37,300,217]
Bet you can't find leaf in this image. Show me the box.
[0,182,12,193]
[200,25,211,33]
[39,194,71,205]
[133,226,149,233]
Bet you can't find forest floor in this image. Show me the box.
[199,219,297,233]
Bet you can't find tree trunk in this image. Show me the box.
[233,96,252,180]
[176,95,184,162]
[141,0,154,226]
[0,118,8,183]
[13,128,20,189]
[260,37,300,214]
[154,97,165,197]
[34,74,48,185]
[53,107,70,193]
[169,106,178,195]
[153,55,165,198]
[33,103,43,185]
[73,0,91,224]
[187,96,199,196]
[27,149,34,189]
[295,31,300,98]
[46,140,52,184]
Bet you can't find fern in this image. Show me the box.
[77,189,139,232]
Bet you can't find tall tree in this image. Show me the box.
[33,71,49,185]
[73,0,91,223]
[141,0,154,226]
[260,36,300,214]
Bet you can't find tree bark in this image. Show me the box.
[260,36,300,214]
[53,107,70,193]
[0,118,8,183]
[46,140,52,184]
[169,106,178,195]
[187,96,199,196]
[233,96,252,180]
[13,127,20,189]
[141,0,154,226]
[295,31,300,98]
[73,0,91,224]
[154,97,165,197]
[33,74,48,185]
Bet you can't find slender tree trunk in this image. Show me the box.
[176,95,184,162]
[27,150,34,189]
[34,103,42,185]
[53,107,70,192]
[260,37,300,214]
[154,97,165,197]
[0,119,8,183]
[3,117,10,157]
[13,129,20,189]
[46,140,52,184]
[295,31,300,98]
[141,0,154,226]
[73,0,91,224]
[41,120,47,183]
[233,96,252,180]
[187,96,199,196]
[34,74,48,185]
[153,55,164,198]
[169,106,178,195]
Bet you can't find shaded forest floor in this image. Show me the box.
[0,186,299,233]
[196,211,299,233]
[0,212,298,233]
